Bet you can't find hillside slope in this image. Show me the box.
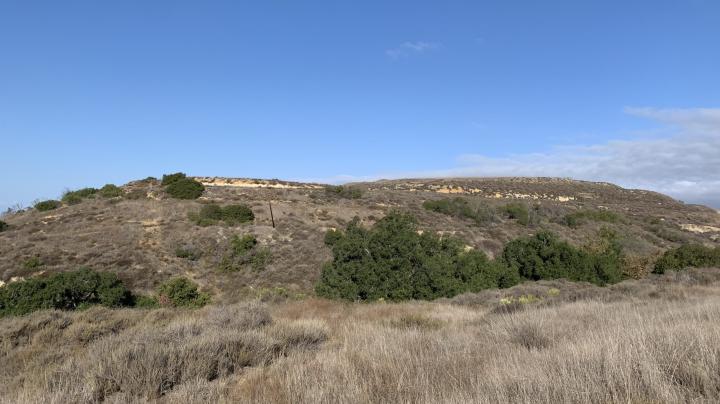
[1,177,719,300]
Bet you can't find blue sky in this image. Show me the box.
[1,0,719,209]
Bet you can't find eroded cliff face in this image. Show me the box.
[193,177,324,189]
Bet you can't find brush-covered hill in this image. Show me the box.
[1,176,719,301]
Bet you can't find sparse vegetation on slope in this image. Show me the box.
[423,197,496,224]
[563,208,621,228]
[325,185,362,199]
[0,220,7,232]
[219,234,272,272]
[502,202,531,225]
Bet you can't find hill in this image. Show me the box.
[1,176,719,300]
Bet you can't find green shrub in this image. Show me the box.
[221,204,254,225]
[423,197,495,224]
[316,212,520,301]
[324,229,343,246]
[62,187,98,205]
[161,172,186,186]
[133,295,160,309]
[156,277,209,308]
[502,202,530,226]
[165,178,205,199]
[0,220,8,232]
[190,203,254,226]
[98,184,124,198]
[175,247,200,261]
[35,200,61,212]
[325,185,362,199]
[219,234,271,272]
[501,231,623,285]
[62,193,83,205]
[23,257,43,270]
[564,209,621,228]
[653,244,720,274]
[0,268,133,317]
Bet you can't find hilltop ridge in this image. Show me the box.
[1,176,718,300]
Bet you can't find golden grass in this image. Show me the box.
[236,271,720,403]
[3,269,720,403]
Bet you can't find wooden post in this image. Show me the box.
[269,201,275,228]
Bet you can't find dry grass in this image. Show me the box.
[0,303,328,403]
[235,269,720,404]
[3,270,720,403]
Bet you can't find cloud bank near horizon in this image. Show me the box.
[329,108,720,208]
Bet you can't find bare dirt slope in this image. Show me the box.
[1,177,719,300]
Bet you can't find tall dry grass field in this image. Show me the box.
[2,269,720,403]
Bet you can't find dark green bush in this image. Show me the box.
[35,200,61,212]
[97,184,124,198]
[0,220,8,232]
[564,209,621,228]
[189,203,253,226]
[156,277,209,308]
[62,193,83,205]
[221,204,254,225]
[325,185,362,199]
[316,212,520,301]
[502,202,530,226]
[161,172,187,186]
[653,244,720,274]
[133,295,160,309]
[165,178,205,199]
[501,231,623,285]
[0,268,133,317]
[62,187,98,205]
[423,197,495,224]
[324,229,343,246]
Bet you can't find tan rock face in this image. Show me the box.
[193,177,324,190]
[681,224,720,234]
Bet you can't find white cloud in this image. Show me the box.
[334,108,720,208]
[385,41,440,58]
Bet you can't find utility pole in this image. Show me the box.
[269,201,275,228]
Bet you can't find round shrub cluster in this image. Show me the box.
[161,172,187,186]
[221,204,255,225]
[34,200,61,212]
[0,220,8,232]
[62,187,98,205]
[155,277,209,308]
[165,177,205,200]
[98,184,124,198]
